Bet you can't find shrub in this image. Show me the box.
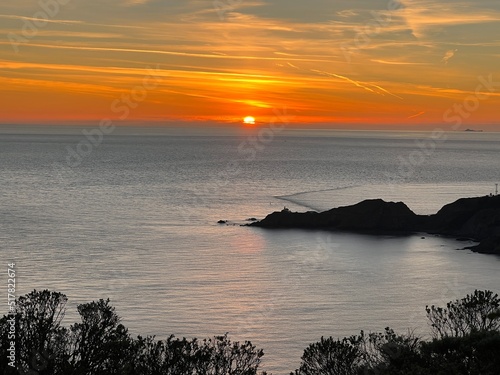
[426,290,500,338]
[0,290,68,374]
[292,334,364,375]
[67,299,133,374]
[132,333,265,375]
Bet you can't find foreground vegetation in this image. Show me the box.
[1,290,499,374]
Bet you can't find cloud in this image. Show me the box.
[407,111,425,119]
[0,14,82,24]
[398,0,500,39]
[371,59,430,65]
[124,0,150,5]
[442,49,458,64]
[310,69,403,99]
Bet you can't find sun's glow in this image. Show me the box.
[243,116,255,125]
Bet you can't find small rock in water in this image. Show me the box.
[217,220,227,224]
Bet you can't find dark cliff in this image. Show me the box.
[249,195,500,255]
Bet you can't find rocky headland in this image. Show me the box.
[248,195,500,255]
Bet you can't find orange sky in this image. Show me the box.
[1,0,500,129]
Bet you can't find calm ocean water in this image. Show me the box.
[1,127,500,374]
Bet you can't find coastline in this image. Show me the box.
[248,195,500,256]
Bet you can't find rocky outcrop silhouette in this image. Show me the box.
[249,195,500,255]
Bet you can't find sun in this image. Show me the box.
[243,116,255,125]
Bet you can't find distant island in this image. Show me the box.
[464,128,483,132]
[248,195,500,255]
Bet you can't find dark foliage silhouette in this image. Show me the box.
[0,290,266,375]
[1,289,499,375]
[425,290,500,338]
[291,334,364,375]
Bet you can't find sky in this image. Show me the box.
[1,0,500,129]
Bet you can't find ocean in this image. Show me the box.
[1,127,500,374]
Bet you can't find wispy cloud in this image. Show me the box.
[397,0,500,39]
[407,111,425,119]
[311,69,403,99]
[0,14,82,24]
[371,59,430,66]
[442,49,458,64]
